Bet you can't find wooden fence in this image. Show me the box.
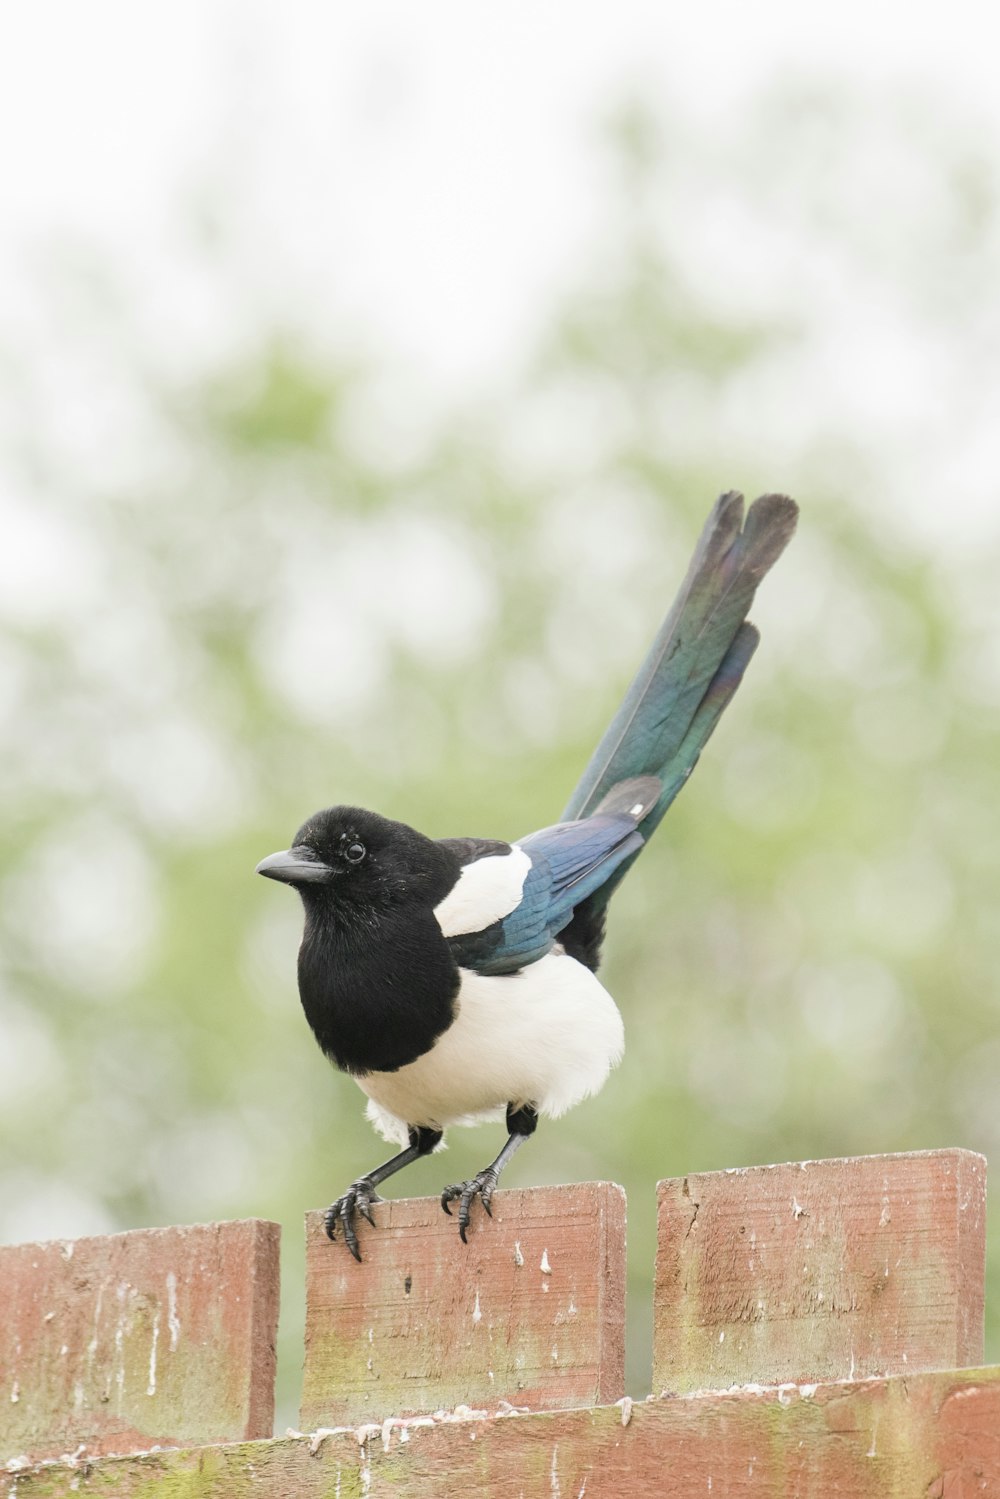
[1,1148,994,1496]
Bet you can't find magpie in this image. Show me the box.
[257,491,797,1260]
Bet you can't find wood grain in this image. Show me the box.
[653,1148,986,1394]
[0,1218,280,1464]
[11,1365,1000,1497]
[300,1182,626,1429]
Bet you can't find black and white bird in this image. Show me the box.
[257,491,798,1259]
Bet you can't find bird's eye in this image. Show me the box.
[344,841,366,864]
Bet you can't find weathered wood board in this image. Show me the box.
[301,1182,626,1428]
[654,1148,986,1394]
[0,1219,280,1464]
[9,1365,1000,1498]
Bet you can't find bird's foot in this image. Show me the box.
[441,1167,500,1243]
[324,1178,383,1261]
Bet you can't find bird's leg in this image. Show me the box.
[326,1124,442,1261]
[441,1103,538,1243]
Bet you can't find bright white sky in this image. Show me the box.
[2,2,998,374]
[1,2,999,547]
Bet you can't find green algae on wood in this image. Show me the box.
[9,1366,1000,1498]
[300,1183,626,1429]
[0,1220,280,1465]
[654,1150,986,1394]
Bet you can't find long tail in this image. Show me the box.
[562,490,798,934]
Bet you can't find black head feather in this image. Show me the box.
[264,805,458,916]
[259,806,463,1074]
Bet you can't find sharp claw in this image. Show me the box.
[324,1180,382,1260]
[458,1185,476,1241]
[341,1206,360,1262]
[440,1169,502,1242]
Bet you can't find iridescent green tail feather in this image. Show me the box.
[562,491,797,912]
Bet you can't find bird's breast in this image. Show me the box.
[297,905,460,1075]
[358,951,626,1142]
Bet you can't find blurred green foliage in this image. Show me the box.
[2,90,999,1422]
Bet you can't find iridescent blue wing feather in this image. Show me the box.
[449,494,796,979]
[446,780,659,977]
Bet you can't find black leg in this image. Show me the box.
[441,1103,539,1243]
[326,1125,442,1261]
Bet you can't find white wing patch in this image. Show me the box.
[432,845,532,938]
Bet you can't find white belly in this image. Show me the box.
[356,951,625,1147]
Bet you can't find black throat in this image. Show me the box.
[297,895,461,1076]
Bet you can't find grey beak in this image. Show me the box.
[255,846,333,884]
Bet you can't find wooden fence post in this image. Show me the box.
[0,1218,280,1464]
[300,1182,626,1429]
[1,1157,996,1497]
[653,1148,986,1394]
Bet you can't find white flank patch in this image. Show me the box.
[432,845,531,937]
[359,950,625,1145]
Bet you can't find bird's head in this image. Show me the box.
[256,805,455,914]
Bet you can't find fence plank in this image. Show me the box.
[0,1218,280,1464]
[300,1182,626,1429]
[653,1148,986,1394]
[11,1365,1000,1497]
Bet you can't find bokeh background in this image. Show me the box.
[3,3,1000,1424]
